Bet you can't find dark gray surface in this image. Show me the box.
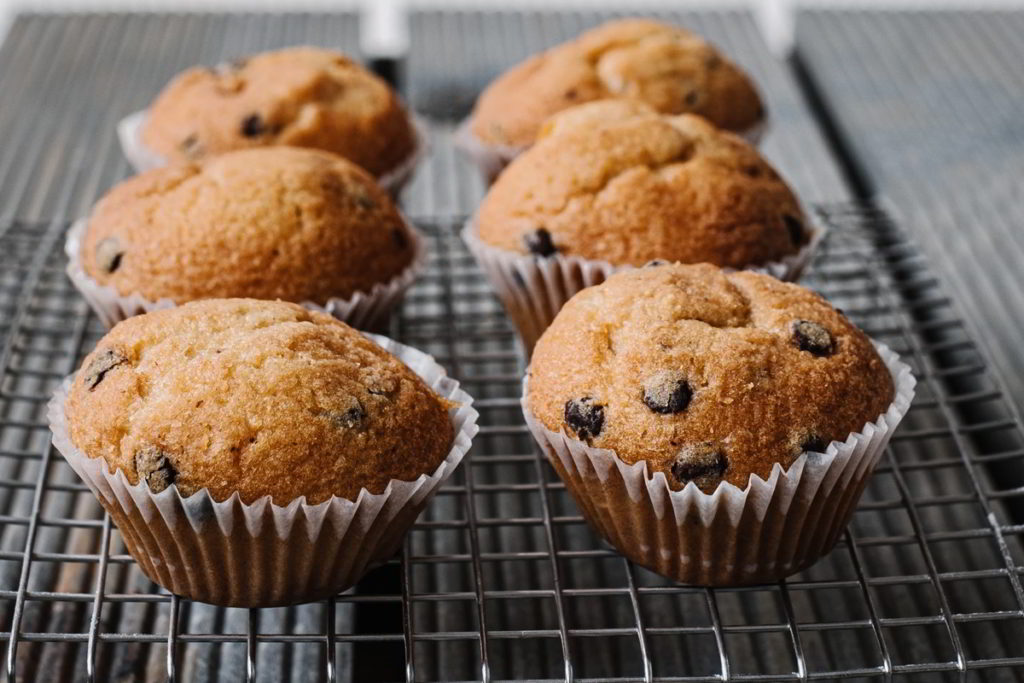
[795,9,1024,422]
[0,9,1023,683]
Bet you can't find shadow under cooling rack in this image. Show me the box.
[1,205,1024,682]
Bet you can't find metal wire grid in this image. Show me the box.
[0,205,1022,681]
[793,9,1024,461]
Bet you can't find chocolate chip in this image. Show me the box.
[523,228,557,257]
[95,237,124,274]
[241,113,265,137]
[329,397,366,429]
[83,348,128,390]
[134,446,177,493]
[784,214,805,246]
[791,320,834,357]
[642,370,693,414]
[670,443,727,488]
[350,186,377,210]
[564,87,578,100]
[800,434,829,453]
[180,134,204,160]
[706,54,722,69]
[392,227,408,250]
[564,397,604,441]
[643,259,667,268]
[684,90,700,107]
[743,164,762,178]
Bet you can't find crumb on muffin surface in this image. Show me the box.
[527,263,894,492]
[470,18,763,148]
[141,46,416,176]
[82,146,415,305]
[66,299,455,505]
[477,108,806,268]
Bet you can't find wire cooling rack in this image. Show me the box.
[1,203,1024,682]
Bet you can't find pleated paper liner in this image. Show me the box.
[48,333,479,608]
[463,215,823,355]
[455,115,768,184]
[116,109,427,197]
[521,342,915,586]
[65,215,428,331]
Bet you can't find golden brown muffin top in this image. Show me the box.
[82,146,415,304]
[476,108,807,268]
[66,299,455,505]
[470,18,763,148]
[527,264,894,492]
[141,46,416,176]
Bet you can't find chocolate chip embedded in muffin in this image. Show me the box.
[95,237,124,274]
[83,348,128,390]
[523,228,557,257]
[670,443,727,489]
[642,370,693,414]
[329,396,367,429]
[564,397,604,441]
[134,445,177,493]
[241,113,265,137]
[792,320,834,357]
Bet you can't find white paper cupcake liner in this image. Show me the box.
[521,342,915,586]
[455,115,768,184]
[64,215,428,331]
[117,109,427,197]
[462,216,823,355]
[48,333,478,607]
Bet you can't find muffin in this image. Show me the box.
[124,46,420,189]
[522,264,915,585]
[67,146,424,329]
[50,299,478,606]
[460,18,764,179]
[464,105,819,352]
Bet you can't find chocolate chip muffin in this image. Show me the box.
[526,263,894,492]
[476,106,807,268]
[141,46,416,177]
[470,18,763,149]
[81,146,416,305]
[65,299,455,504]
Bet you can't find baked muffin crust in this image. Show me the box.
[66,299,455,505]
[142,46,416,176]
[82,147,415,304]
[470,18,763,148]
[527,264,894,492]
[477,108,806,268]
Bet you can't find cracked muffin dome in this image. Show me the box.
[81,146,415,305]
[470,18,763,148]
[65,299,455,505]
[140,46,416,176]
[476,106,808,268]
[526,263,894,492]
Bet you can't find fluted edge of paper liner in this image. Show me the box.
[520,341,914,586]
